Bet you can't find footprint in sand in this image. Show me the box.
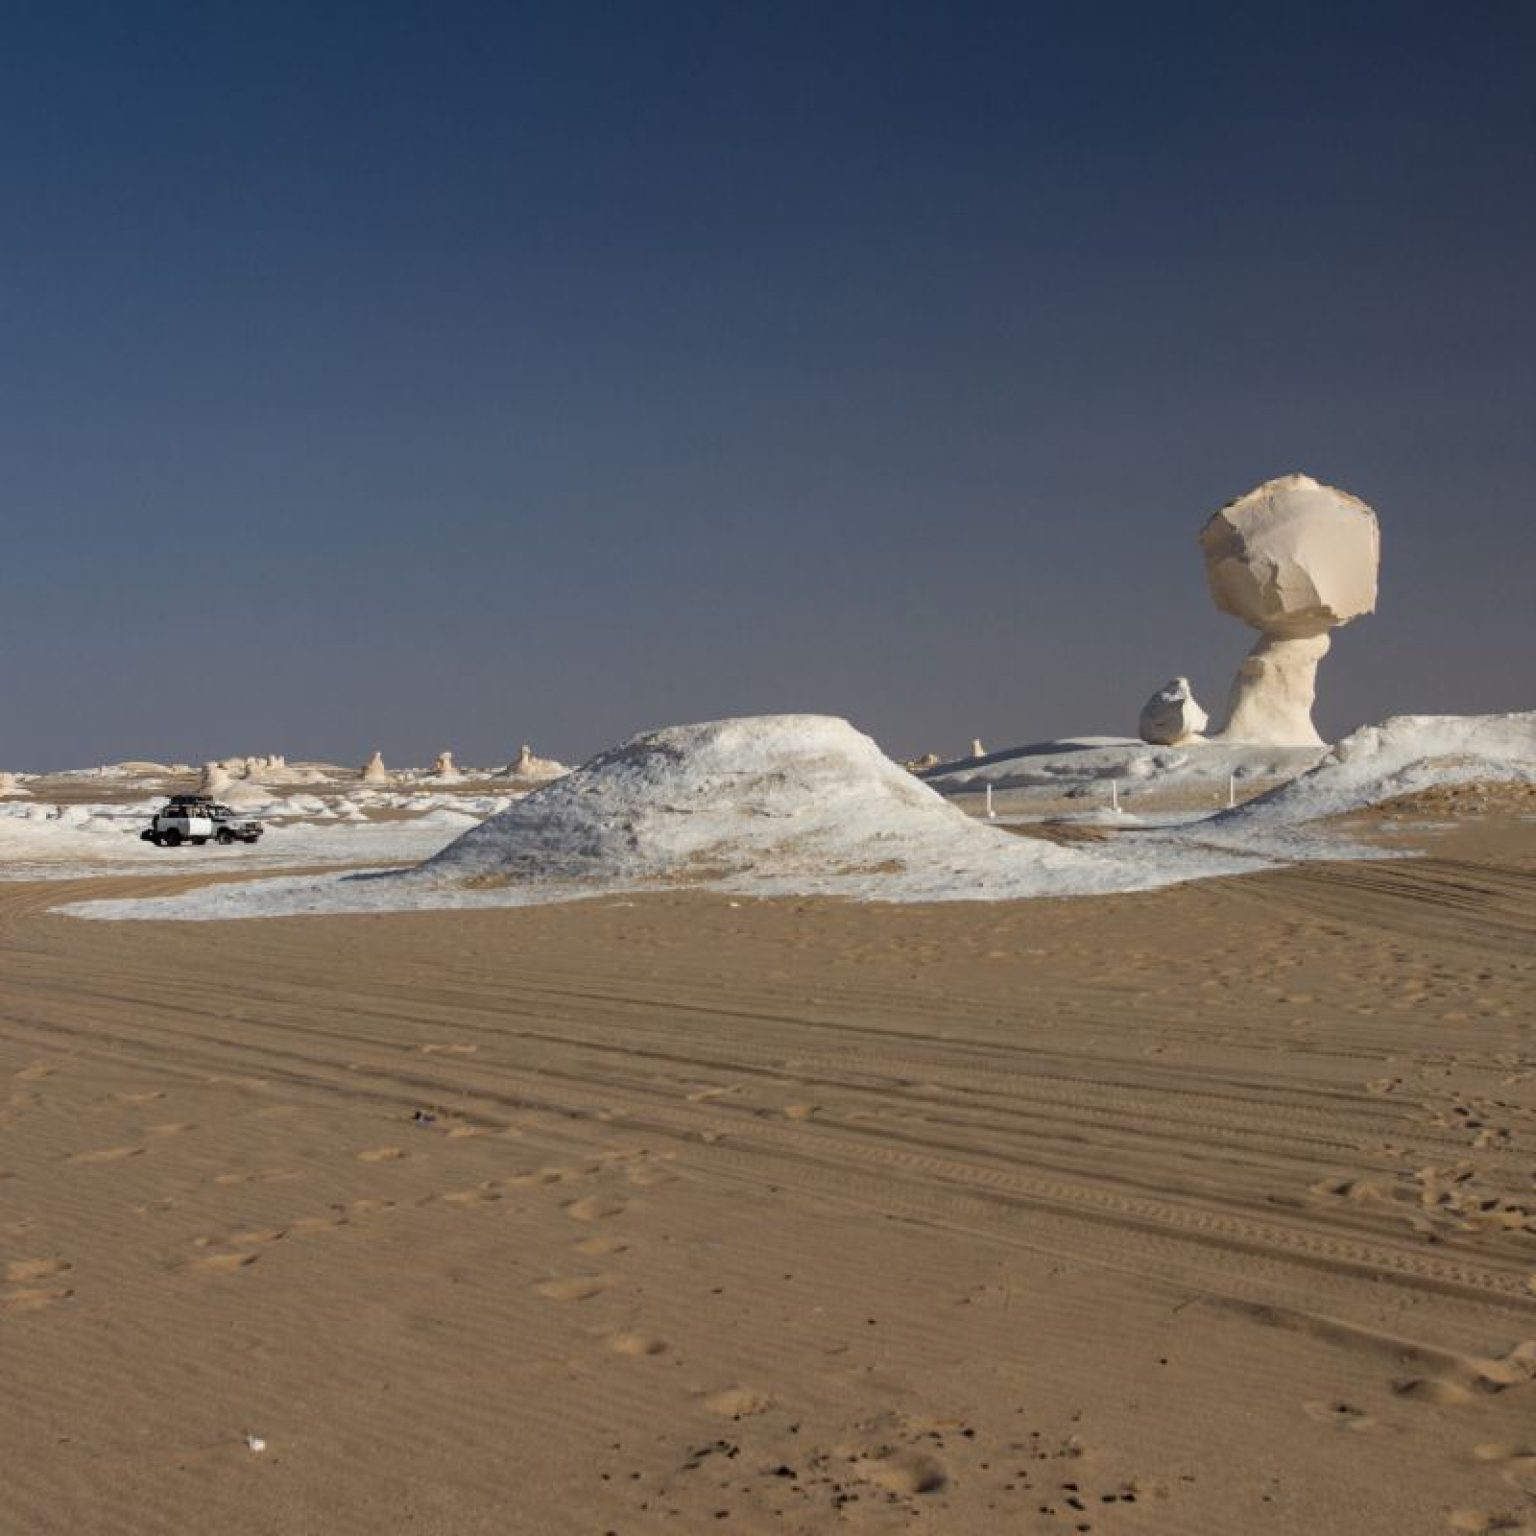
[606,1331,668,1357]
[357,1146,406,1164]
[1447,1510,1536,1533]
[15,1063,55,1083]
[111,1090,164,1105]
[574,1235,629,1257]
[438,1185,503,1208]
[704,1387,774,1419]
[625,1164,677,1189]
[288,1214,348,1234]
[349,1197,396,1216]
[536,1275,611,1302]
[179,1251,259,1275]
[228,1228,287,1247]
[212,1169,301,1187]
[5,1258,71,1284]
[508,1166,577,1188]
[68,1146,143,1166]
[563,1195,626,1223]
[850,1449,949,1496]
[0,1286,73,1313]
[1394,1342,1536,1405]
[147,1122,194,1136]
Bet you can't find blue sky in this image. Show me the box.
[2,2,1532,769]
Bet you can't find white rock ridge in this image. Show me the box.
[1138,678,1208,746]
[1200,473,1379,747]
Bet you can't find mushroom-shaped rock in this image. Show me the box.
[969,738,986,759]
[1139,678,1208,746]
[431,751,462,783]
[1200,474,1379,746]
[360,750,390,785]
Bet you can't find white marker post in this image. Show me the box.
[1110,779,1120,814]
[1228,774,1237,809]
[985,784,996,820]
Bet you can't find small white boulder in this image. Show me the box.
[1139,678,1209,746]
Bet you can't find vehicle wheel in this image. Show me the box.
[192,837,208,846]
[215,829,234,845]
[161,829,182,847]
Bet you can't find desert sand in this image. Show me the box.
[3,807,1535,1535]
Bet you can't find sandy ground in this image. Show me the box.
[3,820,1535,1536]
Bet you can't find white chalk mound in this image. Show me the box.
[425,715,1063,887]
[1220,712,1536,827]
[1138,678,1208,746]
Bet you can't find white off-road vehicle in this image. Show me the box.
[141,795,264,848]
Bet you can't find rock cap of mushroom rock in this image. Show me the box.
[1200,473,1379,639]
[1139,678,1209,746]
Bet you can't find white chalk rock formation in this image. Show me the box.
[199,762,236,796]
[0,772,27,798]
[421,715,1090,892]
[431,751,462,783]
[970,738,986,759]
[1139,677,1209,746]
[361,750,390,785]
[1201,473,1379,747]
[496,744,567,782]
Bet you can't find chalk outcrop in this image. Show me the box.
[0,772,27,798]
[1201,474,1379,747]
[423,715,1089,893]
[431,751,463,784]
[361,751,390,786]
[496,744,567,783]
[199,762,236,796]
[1139,678,1208,746]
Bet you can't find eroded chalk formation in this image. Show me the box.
[1200,474,1379,747]
[199,762,235,796]
[361,750,390,785]
[1139,678,1208,746]
[497,744,567,782]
